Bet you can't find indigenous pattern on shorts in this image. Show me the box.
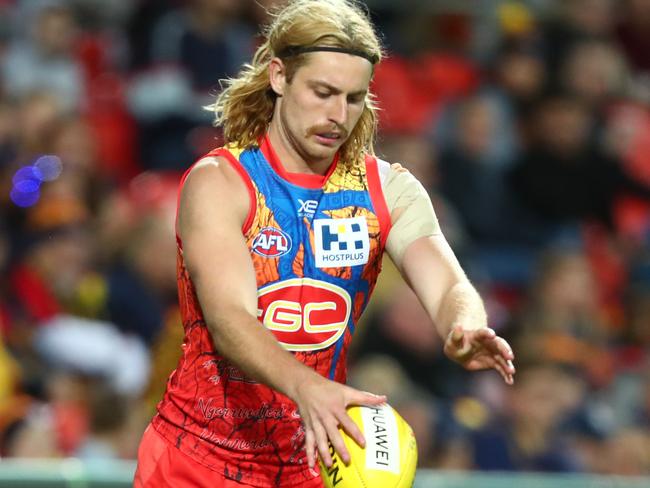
[153,135,390,487]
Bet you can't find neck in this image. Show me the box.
[267,119,334,176]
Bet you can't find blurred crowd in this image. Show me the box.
[0,0,649,477]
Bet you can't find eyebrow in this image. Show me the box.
[307,80,367,98]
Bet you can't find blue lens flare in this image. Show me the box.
[9,155,62,208]
[14,178,41,193]
[12,165,41,185]
[33,155,63,181]
[10,186,40,207]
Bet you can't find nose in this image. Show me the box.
[328,95,348,126]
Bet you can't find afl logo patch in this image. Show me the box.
[252,227,292,258]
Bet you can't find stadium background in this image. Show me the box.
[0,0,649,485]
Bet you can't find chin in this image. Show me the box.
[306,144,337,162]
[319,144,339,155]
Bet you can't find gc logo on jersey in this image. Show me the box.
[314,217,370,268]
[257,278,351,351]
[252,227,292,258]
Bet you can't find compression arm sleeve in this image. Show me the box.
[383,167,441,267]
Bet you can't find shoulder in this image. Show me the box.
[378,161,432,217]
[372,157,422,192]
[184,154,244,192]
[367,156,413,185]
[185,142,253,187]
[180,153,251,223]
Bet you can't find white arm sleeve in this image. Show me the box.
[381,164,441,267]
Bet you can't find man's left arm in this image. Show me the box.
[383,166,515,384]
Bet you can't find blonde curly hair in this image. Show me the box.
[207,0,383,166]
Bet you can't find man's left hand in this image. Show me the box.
[443,326,515,385]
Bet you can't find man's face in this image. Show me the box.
[272,52,373,164]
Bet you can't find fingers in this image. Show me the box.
[494,353,515,376]
[492,356,512,385]
[324,417,350,465]
[475,327,496,342]
[451,325,465,346]
[338,409,365,449]
[479,330,514,359]
[314,410,359,468]
[297,381,387,470]
[445,326,472,360]
[348,389,387,407]
[471,329,515,364]
[476,330,515,384]
[493,353,515,385]
[304,426,316,469]
[497,336,515,361]
[485,334,516,383]
[450,327,516,384]
[313,419,333,468]
[480,332,514,359]
[340,389,386,449]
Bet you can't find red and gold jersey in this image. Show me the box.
[152,135,390,487]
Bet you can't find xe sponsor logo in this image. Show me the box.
[251,227,292,257]
[314,217,370,268]
[298,199,318,217]
[257,278,351,351]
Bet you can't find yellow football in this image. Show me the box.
[320,403,417,488]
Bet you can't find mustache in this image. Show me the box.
[308,124,348,139]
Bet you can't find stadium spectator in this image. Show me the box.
[469,363,584,472]
[509,93,650,230]
[2,4,83,111]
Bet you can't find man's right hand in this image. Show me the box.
[291,374,386,470]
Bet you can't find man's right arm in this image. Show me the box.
[178,157,385,469]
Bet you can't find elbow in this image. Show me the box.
[203,306,259,347]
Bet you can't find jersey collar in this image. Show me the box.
[259,134,339,189]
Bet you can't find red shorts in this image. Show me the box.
[134,424,324,487]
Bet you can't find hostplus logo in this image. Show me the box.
[313,217,369,267]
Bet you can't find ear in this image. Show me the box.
[269,58,286,97]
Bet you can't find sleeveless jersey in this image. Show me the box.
[152,135,391,487]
